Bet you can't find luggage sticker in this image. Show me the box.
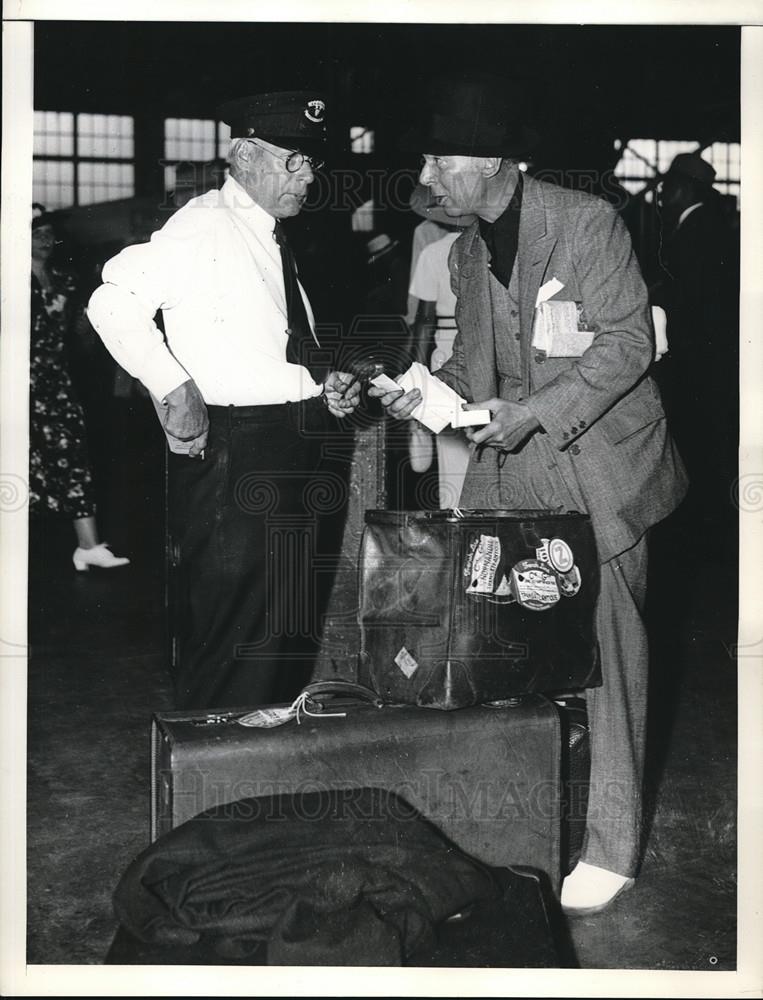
[395,646,419,679]
[548,537,574,574]
[465,534,502,595]
[558,564,582,597]
[486,573,517,605]
[510,558,561,610]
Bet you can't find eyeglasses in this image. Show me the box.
[246,137,324,173]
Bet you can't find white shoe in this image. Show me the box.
[561,861,635,916]
[72,543,130,572]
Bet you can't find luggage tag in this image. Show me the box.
[238,692,347,728]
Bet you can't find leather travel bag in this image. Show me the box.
[357,509,601,710]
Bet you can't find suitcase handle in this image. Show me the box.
[301,680,385,709]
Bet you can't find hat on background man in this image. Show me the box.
[366,233,399,265]
[665,152,716,188]
[218,91,327,157]
[400,73,539,158]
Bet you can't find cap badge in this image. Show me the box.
[304,99,325,124]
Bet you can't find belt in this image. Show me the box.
[207,396,324,424]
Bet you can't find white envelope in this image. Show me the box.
[397,363,455,433]
[452,407,492,428]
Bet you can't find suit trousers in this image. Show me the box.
[467,423,651,877]
[581,534,649,877]
[167,397,333,710]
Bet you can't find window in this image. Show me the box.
[33,111,74,157]
[165,118,216,161]
[32,160,75,211]
[701,142,741,204]
[352,199,374,232]
[163,118,231,198]
[78,162,135,206]
[218,121,232,158]
[615,138,740,207]
[33,110,135,209]
[78,114,134,159]
[351,127,374,154]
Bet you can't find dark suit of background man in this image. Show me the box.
[653,152,739,550]
[371,75,688,915]
[88,92,360,710]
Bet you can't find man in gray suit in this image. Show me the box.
[371,76,688,914]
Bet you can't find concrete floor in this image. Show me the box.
[25,397,738,971]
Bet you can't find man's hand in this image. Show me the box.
[464,398,541,453]
[367,384,423,420]
[163,378,209,457]
[323,371,361,418]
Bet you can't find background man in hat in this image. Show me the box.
[653,152,739,549]
[88,91,360,710]
[371,74,688,913]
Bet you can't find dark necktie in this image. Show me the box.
[273,221,323,382]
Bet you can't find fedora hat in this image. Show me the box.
[366,233,399,264]
[400,73,539,158]
[666,152,716,187]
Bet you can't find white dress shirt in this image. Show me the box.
[408,231,461,372]
[87,175,322,405]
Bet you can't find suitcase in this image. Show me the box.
[151,685,564,888]
[357,509,601,710]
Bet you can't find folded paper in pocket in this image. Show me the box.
[531,300,595,358]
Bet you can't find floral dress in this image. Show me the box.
[29,269,96,518]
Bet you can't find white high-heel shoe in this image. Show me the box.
[72,543,130,572]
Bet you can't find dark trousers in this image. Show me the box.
[168,397,335,710]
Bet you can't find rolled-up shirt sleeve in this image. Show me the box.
[86,222,204,402]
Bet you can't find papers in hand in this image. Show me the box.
[370,363,491,433]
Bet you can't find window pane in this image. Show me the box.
[164,117,215,161]
[34,110,74,156]
[78,160,135,205]
[218,121,231,158]
[78,113,134,159]
[33,159,75,210]
[351,199,374,232]
[657,140,697,173]
[701,142,740,183]
[628,139,657,167]
[350,126,374,154]
[614,137,739,196]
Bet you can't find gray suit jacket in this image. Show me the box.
[436,174,688,562]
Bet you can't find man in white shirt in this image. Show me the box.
[88,91,360,709]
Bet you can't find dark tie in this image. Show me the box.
[273,221,324,382]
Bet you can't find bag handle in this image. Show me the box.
[301,679,384,709]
